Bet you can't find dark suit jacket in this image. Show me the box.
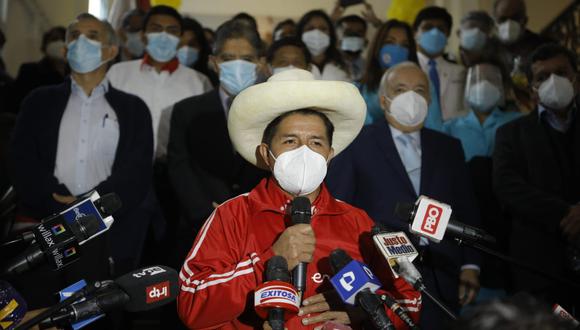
[327,120,481,306]
[9,78,154,262]
[493,102,580,292]
[168,89,267,225]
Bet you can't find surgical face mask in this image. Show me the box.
[418,28,447,55]
[497,20,522,44]
[302,29,330,57]
[271,145,328,196]
[177,46,199,67]
[538,74,575,110]
[145,32,179,62]
[67,35,108,74]
[125,31,144,57]
[271,64,297,75]
[378,44,409,69]
[467,80,502,113]
[340,36,365,52]
[386,91,428,127]
[46,40,65,60]
[460,27,487,51]
[219,59,257,95]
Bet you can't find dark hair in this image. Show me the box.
[214,19,262,56]
[526,43,578,82]
[336,15,368,33]
[143,5,183,32]
[41,26,66,53]
[461,10,495,33]
[262,109,335,146]
[266,37,311,64]
[413,6,453,32]
[232,12,258,32]
[121,8,145,30]
[493,0,527,16]
[181,17,213,74]
[362,20,418,91]
[296,10,346,70]
[274,19,296,35]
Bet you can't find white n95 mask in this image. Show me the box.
[386,91,428,127]
[538,74,575,111]
[271,145,328,196]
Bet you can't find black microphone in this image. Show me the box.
[329,249,395,330]
[291,197,311,298]
[394,201,496,245]
[2,215,102,276]
[379,294,419,330]
[27,265,178,330]
[266,256,292,330]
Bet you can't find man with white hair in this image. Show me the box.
[327,62,482,330]
[177,69,422,329]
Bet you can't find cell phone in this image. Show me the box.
[340,0,364,8]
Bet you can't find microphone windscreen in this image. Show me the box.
[0,281,27,329]
[265,256,290,282]
[96,193,122,217]
[393,203,414,222]
[329,249,352,274]
[114,265,178,312]
[291,197,311,225]
[72,215,102,241]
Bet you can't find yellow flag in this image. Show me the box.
[150,0,182,9]
[387,0,426,25]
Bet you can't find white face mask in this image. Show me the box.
[467,80,502,113]
[386,91,428,127]
[538,74,575,110]
[46,40,65,60]
[271,145,328,196]
[302,29,330,57]
[271,64,297,75]
[497,20,522,44]
[340,36,365,52]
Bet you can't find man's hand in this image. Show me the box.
[272,224,315,270]
[52,193,76,205]
[361,3,382,28]
[330,1,345,22]
[458,269,480,306]
[299,292,365,329]
[560,205,580,242]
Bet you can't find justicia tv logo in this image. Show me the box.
[73,207,87,221]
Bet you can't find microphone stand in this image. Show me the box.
[453,237,580,290]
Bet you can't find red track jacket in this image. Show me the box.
[178,178,421,329]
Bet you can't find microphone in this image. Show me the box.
[2,215,102,276]
[27,265,178,329]
[329,249,394,330]
[254,256,299,330]
[372,229,419,279]
[290,197,311,298]
[378,294,419,330]
[393,257,457,321]
[395,196,496,245]
[552,304,579,327]
[0,281,27,330]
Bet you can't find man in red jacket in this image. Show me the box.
[177,69,421,329]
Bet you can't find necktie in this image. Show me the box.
[396,134,421,195]
[428,59,441,109]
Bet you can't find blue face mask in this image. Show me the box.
[125,32,144,57]
[378,44,409,69]
[460,27,487,52]
[145,32,179,62]
[177,46,199,67]
[418,28,447,55]
[219,59,257,95]
[67,35,106,74]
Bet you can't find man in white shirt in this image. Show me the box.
[107,5,212,159]
[413,6,467,121]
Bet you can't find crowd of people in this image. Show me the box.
[0,0,578,329]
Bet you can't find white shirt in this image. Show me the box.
[417,52,467,121]
[107,59,213,158]
[54,77,119,195]
[311,62,351,82]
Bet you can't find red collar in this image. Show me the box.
[248,177,349,216]
[141,53,179,73]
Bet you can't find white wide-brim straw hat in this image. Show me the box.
[227,69,367,167]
